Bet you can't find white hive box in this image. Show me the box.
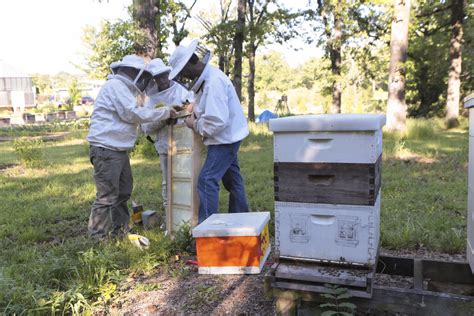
[464,94,474,272]
[269,114,386,164]
[275,191,381,266]
[192,212,271,274]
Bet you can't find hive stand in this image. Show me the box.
[264,255,474,315]
[267,256,378,299]
[166,123,203,232]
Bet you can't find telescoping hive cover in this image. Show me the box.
[192,212,270,238]
[269,114,386,132]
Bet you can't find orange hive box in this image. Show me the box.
[192,212,271,274]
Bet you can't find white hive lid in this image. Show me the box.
[192,212,270,237]
[464,94,474,108]
[269,114,386,132]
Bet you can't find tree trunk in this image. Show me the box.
[386,0,411,132]
[218,55,226,73]
[445,0,465,128]
[330,0,343,113]
[233,0,246,101]
[248,46,256,122]
[132,0,158,58]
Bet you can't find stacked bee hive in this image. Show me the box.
[269,114,386,266]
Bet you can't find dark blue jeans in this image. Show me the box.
[198,141,249,223]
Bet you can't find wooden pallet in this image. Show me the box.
[268,258,376,299]
[265,255,474,315]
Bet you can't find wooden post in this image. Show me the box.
[191,131,203,226]
[414,258,423,290]
[276,297,297,316]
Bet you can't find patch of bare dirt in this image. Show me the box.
[97,248,468,315]
[103,258,275,315]
[393,152,437,164]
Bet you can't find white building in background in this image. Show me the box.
[0,60,35,112]
[53,79,104,104]
[80,79,104,99]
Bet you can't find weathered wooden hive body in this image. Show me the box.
[269,114,386,266]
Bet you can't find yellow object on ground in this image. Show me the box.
[127,234,150,249]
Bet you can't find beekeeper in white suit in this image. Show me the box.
[142,58,194,210]
[168,39,250,224]
[87,54,175,239]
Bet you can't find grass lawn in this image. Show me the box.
[0,118,470,313]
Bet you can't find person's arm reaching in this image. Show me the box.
[141,99,170,135]
[111,83,171,124]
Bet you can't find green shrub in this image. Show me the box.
[13,137,44,168]
[36,102,58,114]
[171,222,193,253]
[131,134,158,159]
[68,80,82,111]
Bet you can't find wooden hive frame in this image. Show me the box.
[166,123,203,232]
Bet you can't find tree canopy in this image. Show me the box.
[79,0,474,125]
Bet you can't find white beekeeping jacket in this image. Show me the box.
[192,64,249,145]
[87,74,171,151]
[142,81,193,154]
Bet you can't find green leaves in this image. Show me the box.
[338,302,357,309]
[319,284,356,315]
[81,19,147,80]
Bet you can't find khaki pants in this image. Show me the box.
[88,146,132,238]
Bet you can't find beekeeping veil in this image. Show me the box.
[168,39,211,92]
[110,55,152,93]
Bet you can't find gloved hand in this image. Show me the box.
[165,108,178,125]
[185,113,196,130]
[183,101,194,112]
[169,107,177,117]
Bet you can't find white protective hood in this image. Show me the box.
[110,55,151,93]
[145,58,173,95]
[168,39,211,91]
[146,58,172,77]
